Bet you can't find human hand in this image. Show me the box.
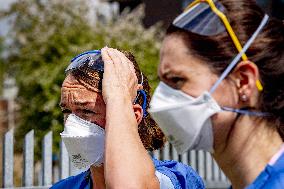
[101,47,138,105]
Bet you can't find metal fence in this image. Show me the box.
[1,129,230,189]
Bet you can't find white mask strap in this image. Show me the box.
[209,14,269,94]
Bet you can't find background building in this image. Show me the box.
[108,0,284,28]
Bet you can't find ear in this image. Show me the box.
[137,84,143,90]
[133,104,143,125]
[231,60,261,106]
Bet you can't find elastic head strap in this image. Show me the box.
[138,90,148,117]
[133,72,147,117]
[140,72,144,86]
[133,89,148,117]
[221,107,270,117]
[209,14,269,94]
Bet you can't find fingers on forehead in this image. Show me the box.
[101,48,112,62]
[115,49,136,70]
[107,48,122,63]
[101,48,115,74]
[103,48,137,78]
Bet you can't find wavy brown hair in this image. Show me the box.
[69,50,166,151]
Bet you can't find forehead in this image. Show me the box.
[159,35,208,76]
[60,74,103,105]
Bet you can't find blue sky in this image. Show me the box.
[0,0,18,36]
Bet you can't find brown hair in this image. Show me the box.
[70,51,166,151]
[166,0,284,138]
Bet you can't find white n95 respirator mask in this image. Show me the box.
[149,82,220,154]
[60,114,105,169]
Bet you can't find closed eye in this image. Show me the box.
[62,109,72,114]
[170,76,184,83]
[82,109,96,115]
[166,76,186,89]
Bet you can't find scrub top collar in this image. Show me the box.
[79,169,92,189]
[232,144,284,189]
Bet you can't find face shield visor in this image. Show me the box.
[65,50,104,74]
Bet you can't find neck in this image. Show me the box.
[213,116,283,189]
[90,165,105,189]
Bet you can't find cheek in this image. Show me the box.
[63,114,70,124]
[74,112,106,128]
[91,115,106,128]
[92,96,107,128]
[212,78,239,108]
[181,72,219,97]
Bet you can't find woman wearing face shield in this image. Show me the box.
[51,48,205,189]
[147,0,284,189]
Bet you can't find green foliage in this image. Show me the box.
[1,0,163,158]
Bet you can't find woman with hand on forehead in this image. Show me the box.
[51,48,205,189]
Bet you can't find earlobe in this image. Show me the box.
[133,104,143,125]
[232,60,261,105]
[137,84,143,90]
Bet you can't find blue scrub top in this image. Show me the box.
[245,152,284,189]
[50,157,205,189]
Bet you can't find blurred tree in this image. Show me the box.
[0,0,163,158]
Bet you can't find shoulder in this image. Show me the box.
[153,158,205,189]
[247,165,284,189]
[261,152,284,188]
[50,170,89,189]
[261,169,284,189]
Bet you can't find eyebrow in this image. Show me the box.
[159,68,170,80]
[164,66,188,78]
[161,71,177,80]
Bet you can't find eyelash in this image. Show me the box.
[165,76,185,88]
[62,109,71,114]
[61,109,96,115]
[82,109,95,114]
[170,77,184,83]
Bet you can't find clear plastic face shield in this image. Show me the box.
[173,0,266,91]
[65,50,104,74]
[173,1,226,36]
[65,50,148,117]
